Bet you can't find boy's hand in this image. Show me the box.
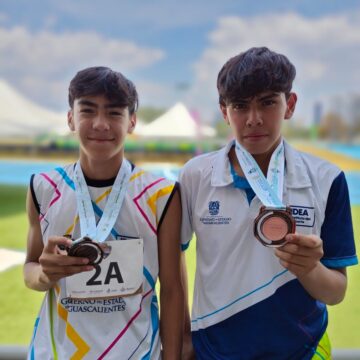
[274,234,324,278]
[38,236,94,285]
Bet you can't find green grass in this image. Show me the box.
[0,185,27,218]
[0,185,28,250]
[327,206,360,348]
[0,184,359,347]
[0,266,43,344]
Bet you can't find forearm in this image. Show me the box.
[160,284,184,360]
[23,262,55,291]
[298,264,347,305]
[181,253,195,359]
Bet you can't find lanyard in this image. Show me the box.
[234,139,285,209]
[73,159,132,243]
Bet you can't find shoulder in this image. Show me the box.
[32,163,74,189]
[284,142,341,186]
[129,165,177,193]
[180,149,222,180]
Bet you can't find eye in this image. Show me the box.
[262,99,276,107]
[232,103,248,111]
[80,108,95,114]
[109,111,123,116]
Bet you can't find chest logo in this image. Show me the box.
[209,201,220,216]
[290,206,315,227]
[200,200,232,225]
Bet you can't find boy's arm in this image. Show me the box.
[158,189,184,360]
[23,188,93,291]
[274,234,347,305]
[181,252,196,360]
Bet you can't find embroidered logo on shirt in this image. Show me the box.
[199,200,232,225]
[290,206,315,227]
[208,201,220,215]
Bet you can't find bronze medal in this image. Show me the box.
[254,206,295,247]
[67,237,106,265]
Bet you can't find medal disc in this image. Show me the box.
[254,206,295,247]
[67,237,104,265]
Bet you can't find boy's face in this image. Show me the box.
[221,91,297,156]
[67,95,136,163]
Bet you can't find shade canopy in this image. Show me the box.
[0,80,68,138]
[134,103,215,138]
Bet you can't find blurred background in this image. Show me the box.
[0,0,359,358]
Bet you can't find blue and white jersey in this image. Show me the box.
[179,140,357,360]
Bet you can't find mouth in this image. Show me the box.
[243,134,267,140]
[88,137,115,142]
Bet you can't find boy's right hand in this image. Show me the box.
[38,236,94,285]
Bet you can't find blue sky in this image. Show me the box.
[1,0,360,124]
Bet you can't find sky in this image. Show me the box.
[1,0,360,125]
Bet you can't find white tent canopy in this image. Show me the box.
[0,80,68,138]
[134,102,215,138]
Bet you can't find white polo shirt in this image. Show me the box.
[179,140,357,359]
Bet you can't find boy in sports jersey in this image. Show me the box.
[24,66,184,359]
[180,47,358,359]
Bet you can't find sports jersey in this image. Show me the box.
[179,140,357,360]
[28,163,177,360]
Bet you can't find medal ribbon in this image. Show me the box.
[73,159,132,243]
[234,139,285,209]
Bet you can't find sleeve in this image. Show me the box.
[157,181,179,230]
[30,173,40,214]
[178,165,195,251]
[320,171,358,268]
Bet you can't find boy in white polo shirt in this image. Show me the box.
[24,66,184,359]
[180,47,358,359]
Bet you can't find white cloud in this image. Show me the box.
[0,26,165,109]
[187,12,360,124]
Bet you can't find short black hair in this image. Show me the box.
[68,66,138,114]
[217,47,296,106]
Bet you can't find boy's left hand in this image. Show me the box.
[274,234,324,278]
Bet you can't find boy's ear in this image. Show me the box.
[67,110,75,131]
[285,93,297,119]
[127,113,137,134]
[220,104,229,124]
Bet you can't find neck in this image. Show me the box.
[79,154,124,180]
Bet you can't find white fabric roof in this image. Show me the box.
[0,80,69,138]
[134,102,215,138]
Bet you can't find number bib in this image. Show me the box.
[66,239,143,299]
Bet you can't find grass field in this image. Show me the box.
[0,185,359,348]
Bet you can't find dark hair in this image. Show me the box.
[217,47,296,106]
[68,66,138,114]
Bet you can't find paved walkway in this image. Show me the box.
[0,248,25,272]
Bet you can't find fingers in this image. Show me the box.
[278,259,314,277]
[284,233,322,249]
[40,252,90,267]
[44,236,73,254]
[275,249,317,268]
[275,233,324,277]
[43,264,94,279]
[39,236,94,282]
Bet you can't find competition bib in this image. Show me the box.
[66,239,143,299]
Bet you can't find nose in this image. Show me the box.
[246,109,262,127]
[92,114,110,131]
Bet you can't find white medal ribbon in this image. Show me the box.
[73,159,132,243]
[234,139,285,209]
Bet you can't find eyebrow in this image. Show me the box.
[77,99,126,109]
[256,92,281,102]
